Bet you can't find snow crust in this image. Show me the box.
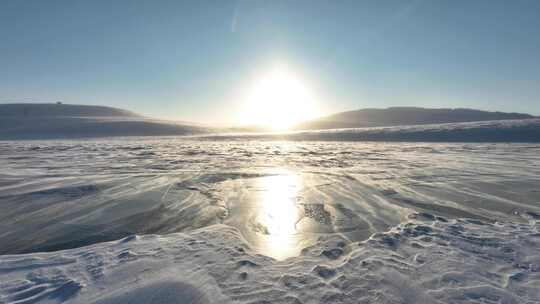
[1,139,539,303]
[1,217,539,303]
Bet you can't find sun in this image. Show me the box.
[238,66,319,130]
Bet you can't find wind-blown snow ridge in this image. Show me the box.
[1,214,538,304]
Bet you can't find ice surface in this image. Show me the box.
[1,139,539,303]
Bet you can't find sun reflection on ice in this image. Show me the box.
[248,170,311,260]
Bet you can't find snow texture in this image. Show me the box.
[1,139,539,303]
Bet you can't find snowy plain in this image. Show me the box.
[0,138,539,303]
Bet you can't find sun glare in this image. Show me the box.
[239,66,319,130]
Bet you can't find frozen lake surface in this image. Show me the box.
[1,138,539,303]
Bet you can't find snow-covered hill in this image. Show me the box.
[0,103,139,118]
[295,107,536,130]
[0,104,210,140]
[2,104,539,141]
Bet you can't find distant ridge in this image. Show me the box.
[0,103,138,117]
[0,103,209,140]
[1,104,539,141]
[295,107,535,130]
[204,119,540,142]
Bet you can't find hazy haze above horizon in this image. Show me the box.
[1,0,540,124]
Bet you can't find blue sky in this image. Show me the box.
[1,0,539,123]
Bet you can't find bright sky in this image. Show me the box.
[1,0,540,125]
